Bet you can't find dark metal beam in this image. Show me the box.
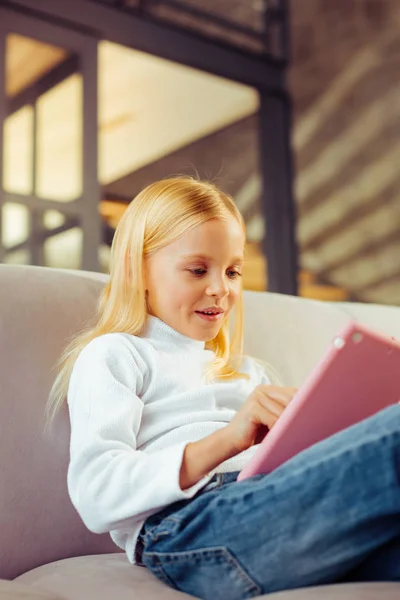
[258,89,298,295]
[7,53,79,117]
[0,4,99,51]
[7,0,284,91]
[148,0,265,42]
[80,36,101,271]
[0,22,5,262]
[28,103,45,265]
[277,0,290,62]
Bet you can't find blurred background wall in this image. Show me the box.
[1,0,399,305]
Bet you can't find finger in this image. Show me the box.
[257,387,291,408]
[257,384,297,397]
[252,408,278,431]
[248,400,279,430]
[258,395,285,419]
[264,387,297,406]
[258,408,279,430]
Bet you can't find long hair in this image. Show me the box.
[46,176,247,424]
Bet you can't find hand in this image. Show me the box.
[225,385,298,454]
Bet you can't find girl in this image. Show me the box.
[47,177,400,600]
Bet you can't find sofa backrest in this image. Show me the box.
[0,266,118,580]
[243,291,400,387]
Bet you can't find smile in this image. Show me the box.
[195,311,224,322]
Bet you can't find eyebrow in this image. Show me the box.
[180,253,244,264]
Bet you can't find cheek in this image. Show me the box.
[169,280,196,305]
[229,285,241,304]
[147,269,174,305]
[177,281,206,310]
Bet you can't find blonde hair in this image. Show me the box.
[46,176,248,424]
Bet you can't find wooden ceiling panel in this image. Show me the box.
[6,33,68,97]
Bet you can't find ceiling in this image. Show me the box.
[4,34,258,202]
[6,34,67,97]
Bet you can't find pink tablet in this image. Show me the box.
[238,321,400,481]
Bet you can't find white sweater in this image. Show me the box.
[67,316,270,563]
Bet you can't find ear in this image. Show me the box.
[142,254,149,292]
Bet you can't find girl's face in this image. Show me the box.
[145,216,245,341]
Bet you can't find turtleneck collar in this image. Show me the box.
[142,315,206,350]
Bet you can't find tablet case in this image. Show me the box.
[238,321,400,481]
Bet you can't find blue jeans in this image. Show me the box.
[136,405,400,599]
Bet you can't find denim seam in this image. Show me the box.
[143,515,181,545]
[153,559,180,591]
[144,528,171,544]
[143,546,263,597]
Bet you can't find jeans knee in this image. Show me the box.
[374,404,400,432]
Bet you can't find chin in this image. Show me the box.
[194,326,222,342]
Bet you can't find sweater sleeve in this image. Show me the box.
[67,334,211,534]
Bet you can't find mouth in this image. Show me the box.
[195,308,225,322]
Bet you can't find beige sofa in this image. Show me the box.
[0,264,399,600]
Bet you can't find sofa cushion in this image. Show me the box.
[16,555,400,600]
[0,579,64,599]
[16,554,194,600]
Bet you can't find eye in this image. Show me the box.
[227,270,242,279]
[189,268,206,277]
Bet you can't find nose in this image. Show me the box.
[206,274,229,298]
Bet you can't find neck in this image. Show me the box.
[142,315,206,350]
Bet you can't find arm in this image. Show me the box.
[180,426,238,489]
[67,335,211,533]
[180,384,297,489]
